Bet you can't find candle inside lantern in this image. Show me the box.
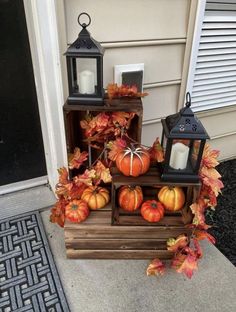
[169,142,189,170]
[78,70,95,94]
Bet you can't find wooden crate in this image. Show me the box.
[64,205,192,259]
[63,98,143,160]
[111,167,201,226]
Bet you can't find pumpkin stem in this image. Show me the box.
[151,202,157,208]
[71,204,78,210]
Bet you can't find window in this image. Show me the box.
[187,0,236,111]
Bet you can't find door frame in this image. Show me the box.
[22,0,68,192]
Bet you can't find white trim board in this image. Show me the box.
[0,176,48,196]
[23,0,68,192]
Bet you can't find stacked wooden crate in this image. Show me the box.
[64,98,200,259]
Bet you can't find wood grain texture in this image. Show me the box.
[66,249,174,260]
[66,238,167,250]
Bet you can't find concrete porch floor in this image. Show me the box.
[41,209,236,312]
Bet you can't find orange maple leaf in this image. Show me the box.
[107,83,148,100]
[93,161,112,185]
[50,199,68,228]
[167,234,189,252]
[107,138,127,161]
[74,169,96,186]
[201,144,220,168]
[200,167,224,197]
[190,201,210,229]
[149,137,164,163]
[146,258,165,276]
[68,148,88,170]
[111,111,134,128]
[55,167,73,198]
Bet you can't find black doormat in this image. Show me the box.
[206,159,236,266]
[0,212,70,311]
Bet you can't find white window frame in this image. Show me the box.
[186,0,207,99]
[23,0,68,191]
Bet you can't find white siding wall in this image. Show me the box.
[60,0,236,160]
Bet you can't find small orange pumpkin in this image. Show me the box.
[118,185,143,211]
[116,146,150,177]
[157,186,185,211]
[81,186,110,210]
[141,200,164,222]
[65,199,90,223]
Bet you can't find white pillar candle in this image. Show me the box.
[169,142,189,170]
[78,70,95,94]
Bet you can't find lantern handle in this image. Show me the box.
[78,12,91,28]
[185,92,191,108]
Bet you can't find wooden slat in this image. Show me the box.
[65,238,167,250]
[66,249,173,260]
[118,215,183,226]
[65,224,190,239]
[112,167,201,188]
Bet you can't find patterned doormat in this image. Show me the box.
[0,212,70,312]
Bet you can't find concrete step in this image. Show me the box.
[0,186,55,219]
[41,209,236,312]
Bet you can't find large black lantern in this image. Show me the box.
[160,93,209,183]
[65,13,104,104]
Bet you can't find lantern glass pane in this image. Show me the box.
[74,58,97,95]
[169,139,191,170]
[162,133,168,152]
[190,140,201,170]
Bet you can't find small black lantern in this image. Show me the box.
[160,92,209,183]
[65,13,104,104]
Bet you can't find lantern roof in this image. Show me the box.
[65,13,104,57]
[162,93,209,139]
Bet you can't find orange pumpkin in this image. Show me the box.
[65,199,89,223]
[81,186,110,210]
[141,200,164,222]
[157,186,185,211]
[116,146,150,177]
[118,185,143,211]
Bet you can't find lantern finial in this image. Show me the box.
[185,92,191,108]
[78,12,91,29]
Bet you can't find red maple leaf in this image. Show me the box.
[146,258,165,276]
[172,247,198,279]
[194,230,216,244]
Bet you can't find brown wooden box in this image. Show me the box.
[111,167,201,226]
[64,168,200,260]
[64,205,192,259]
[63,98,143,164]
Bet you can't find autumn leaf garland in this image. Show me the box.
[147,143,223,279]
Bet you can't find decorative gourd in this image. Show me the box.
[65,199,90,223]
[116,146,150,177]
[141,200,164,222]
[118,185,143,211]
[81,186,110,210]
[157,186,185,211]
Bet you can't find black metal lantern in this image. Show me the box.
[65,13,104,104]
[160,92,209,183]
